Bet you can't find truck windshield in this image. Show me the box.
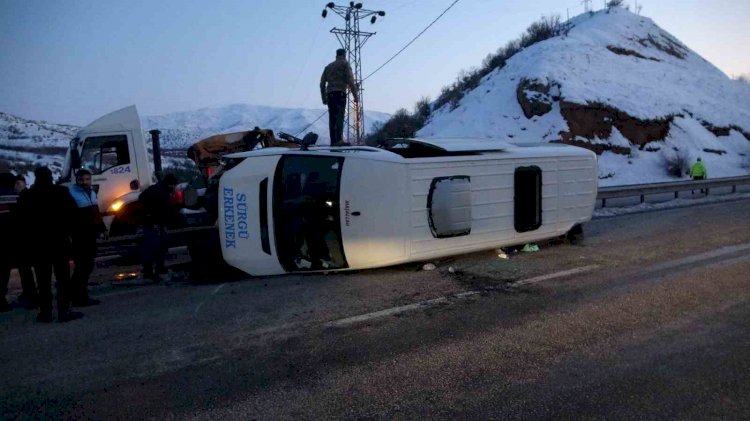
[273,155,347,271]
[80,135,130,174]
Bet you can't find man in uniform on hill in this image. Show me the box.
[690,157,707,194]
[320,48,359,146]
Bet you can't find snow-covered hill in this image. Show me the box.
[418,7,750,185]
[0,111,78,149]
[0,112,78,177]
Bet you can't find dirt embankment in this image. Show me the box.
[558,101,673,152]
[515,79,675,155]
[515,76,749,157]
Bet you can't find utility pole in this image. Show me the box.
[321,2,385,145]
[581,0,593,13]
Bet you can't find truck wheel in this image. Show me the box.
[186,228,243,281]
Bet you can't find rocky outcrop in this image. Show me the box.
[636,34,687,59]
[700,120,750,141]
[552,135,631,155]
[516,79,556,118]
[702,148,727,155]
[559,101,673,148]
[606,45,660,62]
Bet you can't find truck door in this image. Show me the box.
[69,105,149,213]
[79,133,135,211]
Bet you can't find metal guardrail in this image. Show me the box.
[95,225,216,258]
[597,175,750,207]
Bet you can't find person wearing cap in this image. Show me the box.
[17,167,83,322]
[139,173,179,281]
[320,48,359,146]
[68,169,105,307]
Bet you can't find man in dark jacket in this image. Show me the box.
[0,173,38,311]
[0,172,17,311]
[12,173,39,309]
[69,169,105,307]
[320,48,359,146]
[139,173,178,281]
[17,167,83,322]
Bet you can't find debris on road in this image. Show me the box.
[422,263,437,271]
[522,243,540,253]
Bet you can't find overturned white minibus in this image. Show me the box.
[218,138,597,276]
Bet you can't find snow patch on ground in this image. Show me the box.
[594,192,750,218]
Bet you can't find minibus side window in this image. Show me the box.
[514,166,542,232]
[427,176,472,238]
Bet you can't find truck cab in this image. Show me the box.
[62,106,152,228]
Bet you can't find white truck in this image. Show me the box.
[218,138,598,276]
[62,105,155,235]
[61,105,290,238]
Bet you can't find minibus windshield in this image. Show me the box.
[273,155,347,271]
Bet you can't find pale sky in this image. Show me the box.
[0,0,748,125]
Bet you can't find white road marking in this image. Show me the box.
[212,283,226,295]
[325,265,599,328]
[509,265,600,287]
[646,242,750,272]
[193,302,205,317]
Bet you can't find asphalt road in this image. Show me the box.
[1,198,749,420]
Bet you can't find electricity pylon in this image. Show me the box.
[322,2,385,144]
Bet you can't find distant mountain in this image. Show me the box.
[0,104,391,178]
[142,104,391,149]
[418,7,750,185]
[0,111,78,149]
[0,111,78,176]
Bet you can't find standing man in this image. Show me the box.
[12,173,38,309]
[320,48,359,146]
[139,173,178,281]
[17,167,82,322]
[0,173,38,311]
[68,169,105,307]
[0,172,17,312]
[690,157,707,194]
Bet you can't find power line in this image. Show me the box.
[363,0,460,81]
[295,110,328,137]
